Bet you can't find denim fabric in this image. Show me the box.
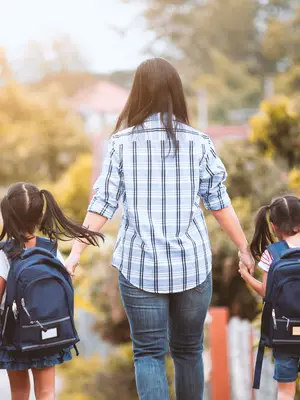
[119,271,212,400]
[273,352,300,383]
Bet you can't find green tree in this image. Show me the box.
[135,0,300,121]
[250,96,300,169]
[289,168,300,196]
[141,0,299,75]
[276,65,300,95]
[221,140,288,207]
[22,35,87,82]
[0,81,89,184]
[195,51,261,122]
[49,154,92,222]
[143,0,259,73]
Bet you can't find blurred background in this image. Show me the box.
[0,0,300,399]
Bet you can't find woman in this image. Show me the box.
[65,58,254,400]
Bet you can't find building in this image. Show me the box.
[205,124,249,146]
[69,80,129,135]
[69,80,130,185]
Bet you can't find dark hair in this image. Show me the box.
[250,195,300,261]
[114,57,189,151]
[0,182,104,258]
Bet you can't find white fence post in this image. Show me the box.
[228,317,277,400]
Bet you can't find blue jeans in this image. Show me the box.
[119,272,212,400]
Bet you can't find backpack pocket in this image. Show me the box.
[19,315,78,352]
[272,317,300,346]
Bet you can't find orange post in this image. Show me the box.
[209,307,231,400]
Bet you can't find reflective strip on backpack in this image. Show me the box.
[21,338,77,351]
[21,316,70,329]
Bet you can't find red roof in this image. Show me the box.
[69,80,129,114]
[205,125,249,141]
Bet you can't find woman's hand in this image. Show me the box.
[238,247,255,276]
[65,252,80,278]
[211,206,255,275]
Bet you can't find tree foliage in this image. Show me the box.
[136,0,300,121]
[250,96,300,169]
[142,0,299,75]
[0,81,89,184]
[21,35,87,82]
[49,154,92,222]
[289,168,300,196]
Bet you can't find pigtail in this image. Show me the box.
[40,189,104,245]
[250,205,274,261]
[0,195,28,258]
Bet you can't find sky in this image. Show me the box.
[0,0,153,73]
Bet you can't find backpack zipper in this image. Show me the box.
[22,337,77,351]
[21,298,47,332]
[272,309,277,329]
[12,301,18,320]
[282,316,290,331]
[22,316,70,329]
[2,306,9,336]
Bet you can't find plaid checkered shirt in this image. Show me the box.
[88,113,231,293]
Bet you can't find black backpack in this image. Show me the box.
[253,240,300,389]
[1,237,79,357]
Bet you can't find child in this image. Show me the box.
[239,195,300,400]
[0,182,102,400]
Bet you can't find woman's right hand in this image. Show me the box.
[65,252,80,278]
[238,260,249,280]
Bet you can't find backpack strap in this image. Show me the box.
[1,238,57,257]
[266,241,289,264]
[36,237,57,256]
[253,339,265,390]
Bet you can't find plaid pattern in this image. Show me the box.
[88,114,231,293]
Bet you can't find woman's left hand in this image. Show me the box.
[65,252,80,278]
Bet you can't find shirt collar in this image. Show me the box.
[143,113,176,124]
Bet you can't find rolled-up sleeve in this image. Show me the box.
[199,138,231,211]
[88,138,123,219]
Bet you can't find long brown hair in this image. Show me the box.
[250,195,300,261]
[114,58,189,150]
[0,182,104,258]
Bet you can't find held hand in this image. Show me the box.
[238,260,249,280]
[238,248,255,276]
[65,252,80,278]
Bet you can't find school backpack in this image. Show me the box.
[0,237,80,357]
[253,240,300,389]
